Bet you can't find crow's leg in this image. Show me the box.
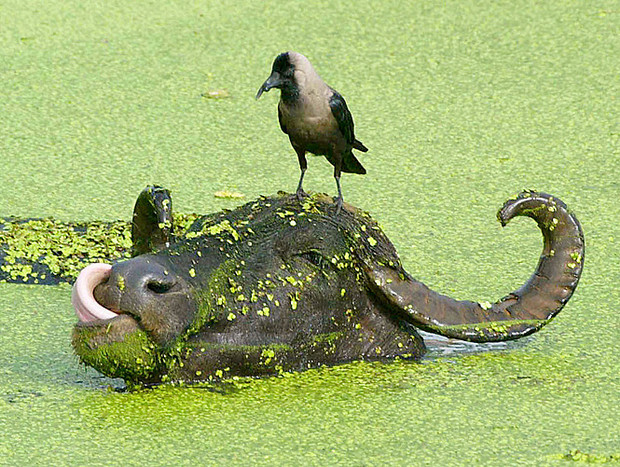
[295,147,308,201]
[333,163,343,215]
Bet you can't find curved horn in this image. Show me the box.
[131,185,174,257]
[367,191,584,342]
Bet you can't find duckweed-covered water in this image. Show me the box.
[1,0,618,464]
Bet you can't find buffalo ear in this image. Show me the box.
[131,186,174,256]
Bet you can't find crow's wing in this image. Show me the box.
[329,90,355,146]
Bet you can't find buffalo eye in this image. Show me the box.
[298,250,324,268]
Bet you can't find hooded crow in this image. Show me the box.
[256,51,368,214]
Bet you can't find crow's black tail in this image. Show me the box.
[342,152,366,174]
[353,139,368,152]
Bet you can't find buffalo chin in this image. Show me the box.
[72,314,163,384]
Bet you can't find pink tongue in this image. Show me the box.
[72,263,118,323]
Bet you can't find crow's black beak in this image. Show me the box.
[256,72,282,99]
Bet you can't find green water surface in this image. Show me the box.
[0,0,618,464]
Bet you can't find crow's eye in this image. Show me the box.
[299,250,324,268]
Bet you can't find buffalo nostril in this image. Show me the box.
[146,279,176,294]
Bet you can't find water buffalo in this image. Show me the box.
[70,187,584,384]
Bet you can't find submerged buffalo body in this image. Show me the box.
[71,188,584,384]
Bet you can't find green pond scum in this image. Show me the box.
[0,213,199,285]
[0,0,618,464]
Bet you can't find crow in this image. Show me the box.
[256,51,368,214]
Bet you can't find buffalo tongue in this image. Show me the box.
[72,263,118,323]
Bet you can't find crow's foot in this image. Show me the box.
[296,189,308,202]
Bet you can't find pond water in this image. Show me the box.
[1,0,618,464]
